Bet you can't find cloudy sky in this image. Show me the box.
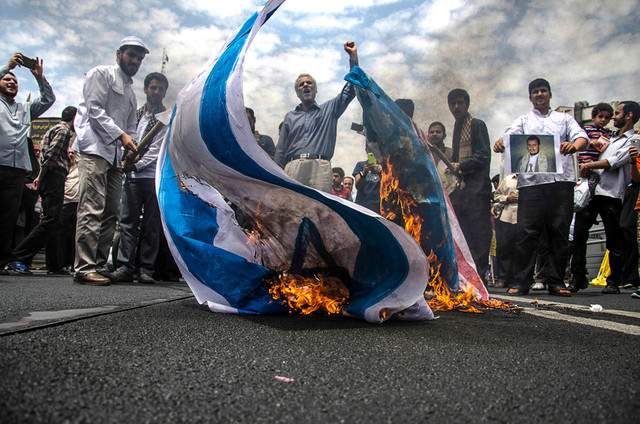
[4,0,639,176]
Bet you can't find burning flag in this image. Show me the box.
[345,67,489,300]
[156,0,434,323]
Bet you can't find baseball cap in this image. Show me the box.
[118,36,150,54]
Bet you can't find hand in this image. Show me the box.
[6,52,22,70]
[120,133,138,153]
[493,138,505,153]
[630,145,638,160]
[32,177,40,190]
[344,41,357,60]
[363,162,376,176]
[560,141,576,155]
[444,163,460,174]
[579,163,591,178]
[507,193,518,203]
[30,57,43,79]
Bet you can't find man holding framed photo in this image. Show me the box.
[493,78,588,296]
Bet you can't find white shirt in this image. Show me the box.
[527,155,539,172]
[594,129,636,200]
[73,65,137,167]
[504,108,588,189]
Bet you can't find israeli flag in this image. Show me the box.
[156,0,434,323]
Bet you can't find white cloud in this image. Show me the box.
[3,0,640,181]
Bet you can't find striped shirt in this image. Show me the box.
[578,124,612,164]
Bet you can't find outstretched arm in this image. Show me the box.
[344,41,358,69]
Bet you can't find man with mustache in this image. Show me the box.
[72,36,147,285]
[274,41,358,193]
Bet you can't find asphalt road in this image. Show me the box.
[1,272,639,423]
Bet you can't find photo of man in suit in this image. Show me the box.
[517,135,550,173]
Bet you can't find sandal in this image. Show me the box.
[549,286,571,297]
[507,287,528,296]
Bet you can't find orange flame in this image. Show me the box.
[380,159,516,314]
[380,159,424,245]
[268,272,350,315]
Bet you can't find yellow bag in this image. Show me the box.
[589,250,609,286]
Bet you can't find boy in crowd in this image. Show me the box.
[331,167,350,199]
[578,103,614,165]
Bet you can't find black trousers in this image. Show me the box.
[0,166,26,267]
[495,219,518,283]
[571,195,623,286]
[12,171,66,267]
[451,191,492,278]
[512,182,573,291]
[47,202,78,271]
[621,184,640,286]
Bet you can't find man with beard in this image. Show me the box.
[517,135,551,173]
[72,36,146,285]
[0,53,55,274]
[569,101,640,294]
[274,41,358,193]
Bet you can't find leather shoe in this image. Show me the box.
[74,272,110,286]
[138,273,156,284]
[106,270,133,283]
[601,285,620,294]
[567,279,588,293]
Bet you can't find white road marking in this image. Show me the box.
[525,309,640,336]
[492,294,640,319]
[491,294,640,336]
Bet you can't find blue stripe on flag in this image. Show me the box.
[158,142,288,314]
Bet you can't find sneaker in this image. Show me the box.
[531,282,546,291]
[631,290,640,299]
[7,261,33,275]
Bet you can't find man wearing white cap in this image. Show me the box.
[72,36,148,285]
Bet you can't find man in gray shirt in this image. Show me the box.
[0,53,55,274]
[72,36,146,285]
[274,41,358,193]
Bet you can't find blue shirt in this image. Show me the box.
[0,66,55,171]
[274,82,355,167]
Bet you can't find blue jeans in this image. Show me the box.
[116,177,160,276]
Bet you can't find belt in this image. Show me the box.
[289,154,330,161]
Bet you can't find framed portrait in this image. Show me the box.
[503,134,562,175]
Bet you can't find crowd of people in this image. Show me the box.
[0,37,179,285]
[1,36,639,299]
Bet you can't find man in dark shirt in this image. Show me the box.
[447,88,492,281]
[353,147,382,213]
[274,41,358,193]
[8,106,76,275]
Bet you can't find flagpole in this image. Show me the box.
[161,47,168,74]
